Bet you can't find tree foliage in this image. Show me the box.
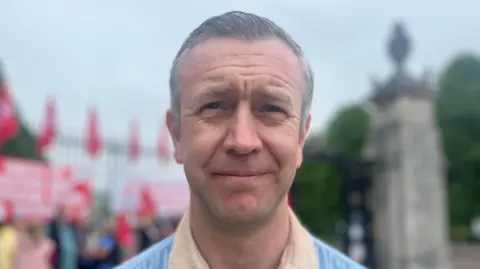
[325,104,371,158]
[295,162,341,241]
[0,102,40,160]
[436,53,480,227]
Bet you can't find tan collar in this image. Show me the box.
[168,209,319,269]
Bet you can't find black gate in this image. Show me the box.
[291,151,376,269]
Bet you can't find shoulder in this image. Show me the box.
[115,236,174,269]
[312,236,366,269]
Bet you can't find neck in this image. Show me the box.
[190,200,291,269]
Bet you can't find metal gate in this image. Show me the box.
[301,151,377,269]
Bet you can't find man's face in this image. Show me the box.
[167,38,310,225]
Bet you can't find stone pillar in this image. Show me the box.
[368,22,451,269]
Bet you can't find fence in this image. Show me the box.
[48,133,179,223]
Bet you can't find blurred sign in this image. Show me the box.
[111,178,189,217]
[0,157,92,221]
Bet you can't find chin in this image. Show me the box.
[215,210,265,225]
[215,201,275,225]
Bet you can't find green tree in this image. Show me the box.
[295,104,371,240]
[295,162,342,241]
[325,104,371,157]
[0,96,40,160]
[436,53,480,229]
[0,123,39,160]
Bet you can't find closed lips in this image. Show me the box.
[212,171,268,177]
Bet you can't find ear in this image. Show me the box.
[296,115,311,168]
[166,110,184,164]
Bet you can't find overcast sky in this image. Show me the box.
[0,0,478,188]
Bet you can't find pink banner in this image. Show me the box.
[112,179,189,216]
[0,157,92,221]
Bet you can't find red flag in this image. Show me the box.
[65,167,92,223]
[73,181,92,207]
[85,107,102,158]
[137,186,156,218]
[128,120,140,163]
[0,156,5,172]
[116,213,133,247]
[1,200,14,222]
[157,121,170,163]
[37,96,57,155]
[0,85,18,147]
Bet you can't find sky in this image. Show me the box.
[0,0,478,189]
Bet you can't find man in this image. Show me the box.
[134,213,161,252]
[94,219,121,269]
[117,11,364,269]
[74,217,95,269]
[45,206,78,269]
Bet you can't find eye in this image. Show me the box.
[262,105,286,114]
[201,102,224,110]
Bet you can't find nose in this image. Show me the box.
[223,104,262,156]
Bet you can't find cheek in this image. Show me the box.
[259,125,300,168]
[181,120,225,168]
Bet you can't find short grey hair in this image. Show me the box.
[169,11,314,131]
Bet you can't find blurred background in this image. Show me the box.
[0,1,479,269]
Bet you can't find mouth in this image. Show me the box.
[210,172,269,189]
[211,171,269,178]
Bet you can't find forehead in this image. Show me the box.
[178,37,305,92]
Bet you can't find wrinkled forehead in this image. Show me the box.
[177,37,305,95]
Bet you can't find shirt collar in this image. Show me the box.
[168,209,319,269]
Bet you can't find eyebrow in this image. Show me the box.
[252,89,293,105]
[191,87,237,103]
[190,85,295,107]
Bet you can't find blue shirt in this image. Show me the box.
[115,235,365,269]
[58,224,78,269]
[99,235,116,251]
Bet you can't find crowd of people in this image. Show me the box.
[0,207,177,269]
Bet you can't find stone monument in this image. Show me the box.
[368,22,451,269]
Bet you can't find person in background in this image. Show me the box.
[155,217,175,241]
[0,219,18,269]
[134,213,160,253]
[45,207,78,269]
[93,219,120,269]
[73,218,95,269]
[12,221,54,269]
